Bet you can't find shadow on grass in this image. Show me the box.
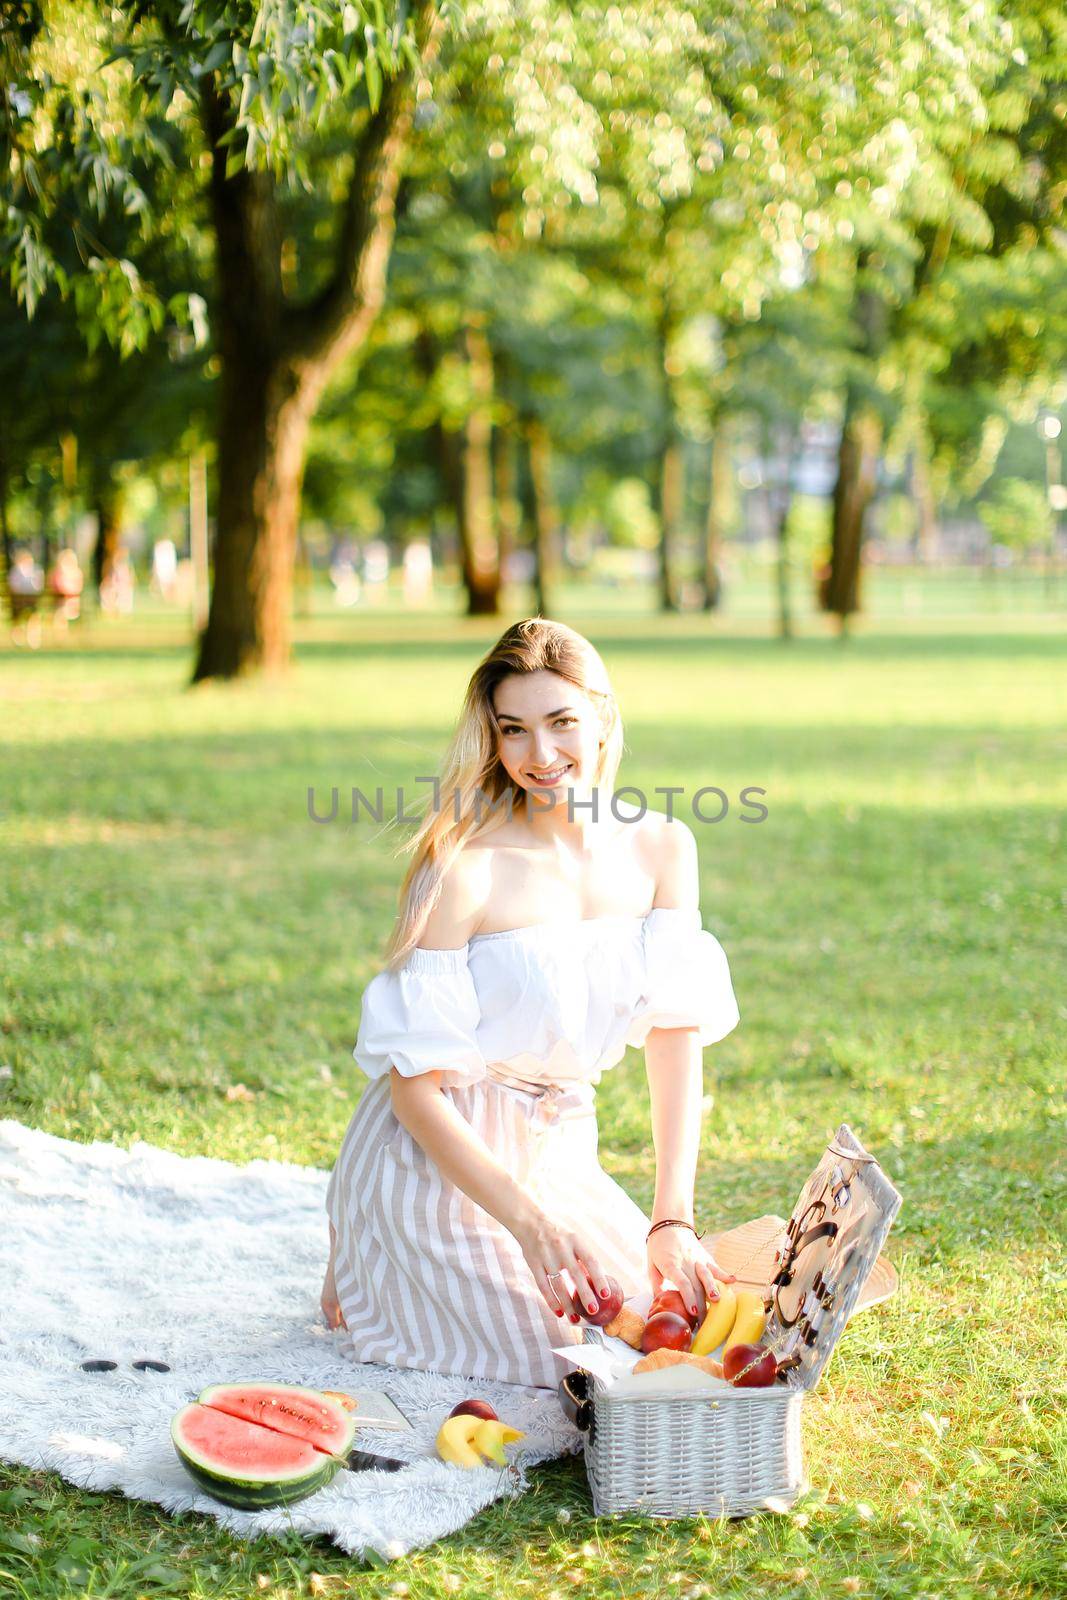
[3,621,1066,674]
[1,714,1057,837]
[287,625,1067,667]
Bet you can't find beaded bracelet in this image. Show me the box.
[646,1217,706,1242]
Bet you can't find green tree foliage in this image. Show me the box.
[3,1,1065,650]
[978,474,1052,552]
[4,0,445,677]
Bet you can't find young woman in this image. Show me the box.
[322,617,740,1390]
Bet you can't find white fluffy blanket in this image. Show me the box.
[0,1120,583,1562]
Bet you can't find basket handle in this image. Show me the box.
[771,1220,839,1287]
[771,1220,842,1329]
[557,1370,593,1432]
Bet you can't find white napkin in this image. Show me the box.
[552,1324,730,1397]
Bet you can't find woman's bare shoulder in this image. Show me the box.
[417,848,494,950]
[645,811,699,909]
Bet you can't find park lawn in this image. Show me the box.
[1,605,1064,1600]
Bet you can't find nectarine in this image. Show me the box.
[640,1310,693,1354]
[584,1277,625,1327]
[649,1287,698,1329]
[448,1399,499,1421]
[722,1343,777,1388]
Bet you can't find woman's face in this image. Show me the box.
[492,671,602,800]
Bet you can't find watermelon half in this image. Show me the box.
[171,1382,356,1510]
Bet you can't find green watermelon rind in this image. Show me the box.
[195,1381,356,1457]
[174,1439,344,1511]
[170,1396,352,1512]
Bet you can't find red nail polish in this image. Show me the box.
[569,1313,580,1324]
[555,1307,564,1317]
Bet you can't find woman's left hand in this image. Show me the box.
[647,1225,736,1324]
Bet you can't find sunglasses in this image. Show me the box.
[80,1359,171,1373]
[77,1363,411,1476]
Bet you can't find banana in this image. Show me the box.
[435,1413,525,1469]
[435,1413,486,1467]
[723,1289,766,1353]
[690,1282,738,1356]
[470,1418,525,1464]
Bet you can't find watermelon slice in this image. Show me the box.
[171,1382,356,1510]
[198,1381,353,1456]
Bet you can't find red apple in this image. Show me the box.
[722,1343,778,1388]
[583,1277,625,1328]
[448,1399,499,1421]
[640,1311,693,1355]
[649,1287,698,1329]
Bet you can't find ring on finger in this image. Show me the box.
[546,1273,578,1322]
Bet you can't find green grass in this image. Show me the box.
[1,598,1065,1599]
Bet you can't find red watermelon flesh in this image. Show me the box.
[175,1404,321,1482]
[197,1382,352,1456]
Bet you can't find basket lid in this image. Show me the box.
[706,1217,898,1313]
[710,1124,902,1393]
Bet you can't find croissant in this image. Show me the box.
[631,1348,725,1379]
[601,1306,645,1349]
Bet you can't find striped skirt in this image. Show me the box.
[325,1072,652,1391]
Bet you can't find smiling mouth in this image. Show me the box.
[527,763,574,782]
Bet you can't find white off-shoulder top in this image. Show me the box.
[352,906,740,1094]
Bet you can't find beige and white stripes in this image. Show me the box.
[325,1071,653,1391]
[327,909,740,1390]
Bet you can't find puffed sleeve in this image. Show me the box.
[626,907,740,1048]
[353,944,487,1089]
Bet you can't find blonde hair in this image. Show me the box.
[383,616,624,969]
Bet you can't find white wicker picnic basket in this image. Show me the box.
[558,1124,902,1519]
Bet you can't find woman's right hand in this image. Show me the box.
[510,1204,610,1321]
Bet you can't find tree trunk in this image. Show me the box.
[422,324,500,615]
[191,3,440,681]
[189,450,210,630]
[825,400,881,626]
[702,425,730,610]
[768,423,798,642]
[194,355,313,678]
[775,502,792,640]
[92,479,124,599]
[457,321,499,616]
[654,297,681,612]
[824,258,888,628]
[0,439,12,590]
[492,345,521,589]
[659,437,684,611]
[527,418,561,617]
[493,423,521,587]
[39,518,53,579]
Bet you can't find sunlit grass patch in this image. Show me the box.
[1,609,1064,1596]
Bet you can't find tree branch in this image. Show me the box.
[288,0,442,377]
[199,71,284,351]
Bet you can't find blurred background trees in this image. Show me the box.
[3,0,1065,675]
